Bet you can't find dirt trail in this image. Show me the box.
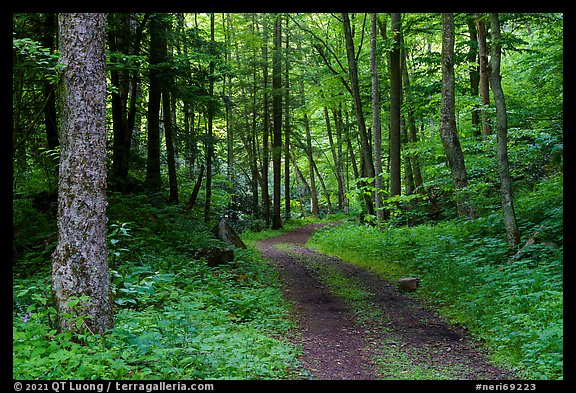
[257,223,515,380]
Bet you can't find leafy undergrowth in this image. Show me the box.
[308,175,563,380]
[13,193,300,379]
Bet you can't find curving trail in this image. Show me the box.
[257,223,515,380]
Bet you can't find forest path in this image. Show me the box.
[256,223,516,380]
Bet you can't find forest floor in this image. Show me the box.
[256,223,517,380]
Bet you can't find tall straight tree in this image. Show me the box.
[284,17,291,220]
[300,77,319,215]
[271,13,283,229]
[475,13,492,136]
[466,15,481,135]
[389,12,402,197]
[108,13,131,192]
[204,12,216,223]
[163,15,178,205]
[489,13,521,246]
[342,13,375,215]
[370,13,384,220]
[41,13,58,151]
[259,13,271,226]
[440,13,474,218]
[400,42,424,190]
[52,13,113,334]
[145,13,166,191]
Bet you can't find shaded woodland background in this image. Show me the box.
[13,13,563,380]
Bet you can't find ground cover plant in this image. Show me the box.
[13,12,562,382]
[13,195,301,380]
[308,173,563,379]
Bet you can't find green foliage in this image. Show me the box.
[309,175,563,379]
[13,35,63,84]
[13,195,300,379]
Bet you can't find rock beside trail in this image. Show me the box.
[398,277,421,292]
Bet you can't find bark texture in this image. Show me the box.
[489,13,520,246]
[52,13,113,334]
[440,13,474,218]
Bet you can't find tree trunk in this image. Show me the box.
[145,13,165,191]
[204,13,215,223]
[333,106,349,211]
[440,13,474,218]
[312,158,333,214]
[300,77,319,215]
[401,44,424,190]
[272,14,283,229]
[163,89,178,204]
[124,14,147,188]
[42,13,59,151]
[260,14,271,225]
[489,13,521,246]
[475,13,492,136]
[466,15,481,136]
[342,13,375,215]
[223,14,234,183]
[293,155,306,216]
[183,165,204,211]
[108,13,131,192]
[325,106,346,211]
[52,13,113,334]
[284,18,291,220]
[370,13,384,220]
[389,12,402,197]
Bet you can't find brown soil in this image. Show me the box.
[257,223,516,380]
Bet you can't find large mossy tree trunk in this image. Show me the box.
[52,13,113,334]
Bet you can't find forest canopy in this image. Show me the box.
[12,12,562,226]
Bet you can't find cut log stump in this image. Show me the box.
[214,218,247,249]
[398,277,420,292]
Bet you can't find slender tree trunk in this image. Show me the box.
[271,14,283,229]
[124,14,147,187]
[370,13,384,220]
[260,14,271,225]
[163,89,178,204]
[342,13,375,215]
[108,13,131,192]
[42,13,59,151]
[312,158,333,214]
[300,77,319,215]
[325,106,345,211]
[233,30,260,216]
[440,13,475,218]
[402,118,415,195]
[52,13,113,334]
[293,155,306,216]
[401,44,424,190]
[475,13,492,136]
[467,15,481,136]
[145,13,165,191]
[183,165,204,211]
[333,106,349,211]
[304,110,319,215]
[223,14,234,183]
[204,13,215,223]
[489,13,521,246]
[389,12,402,197]
[284,18,291,220]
